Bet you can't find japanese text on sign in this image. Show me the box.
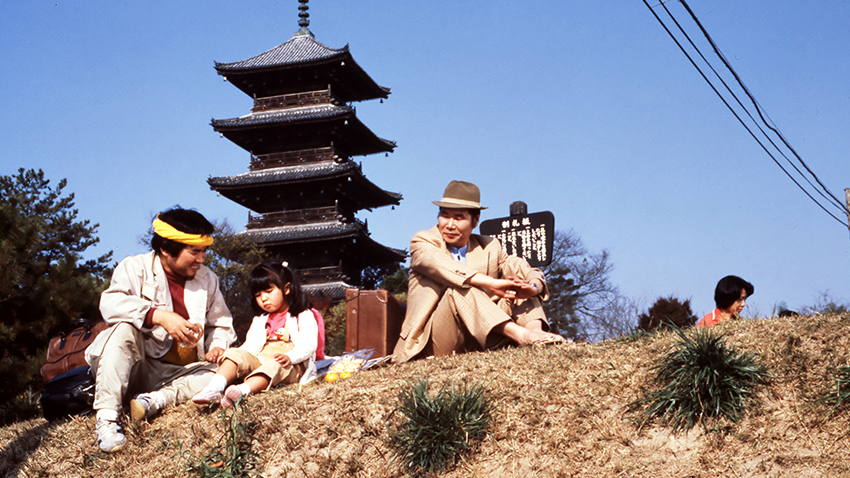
[479,211,554,267]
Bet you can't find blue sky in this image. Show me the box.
[2,1,848,319]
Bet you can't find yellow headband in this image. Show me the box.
[152,217,214,247]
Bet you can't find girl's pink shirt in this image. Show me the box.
[265,311,289,340]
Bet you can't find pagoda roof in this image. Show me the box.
[213,103,350,128]
[302,282,355,301]
[210,104,395,157]
[214,31,390,102]
[207,161,401,213]
[237,220,407,266]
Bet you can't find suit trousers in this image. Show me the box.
[90,322,218,412]
[425,284,548,358]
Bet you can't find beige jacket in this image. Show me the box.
[89,251,236,362]
[392,226,548,363]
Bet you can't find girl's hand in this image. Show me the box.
[206,346,225,363]
[273,353,292,368]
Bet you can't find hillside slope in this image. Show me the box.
[2,313,850,477]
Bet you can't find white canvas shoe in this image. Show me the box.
[129,392,164,422]
[96,418,127,453]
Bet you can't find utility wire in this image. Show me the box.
[641,0,848,226]
[678,0,846,212]
[664,0,846,213]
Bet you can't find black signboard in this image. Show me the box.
[479,211,554,267]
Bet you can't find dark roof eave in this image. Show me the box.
[214,50,349,75]
[210,104,353,130]
[207,163,403,208]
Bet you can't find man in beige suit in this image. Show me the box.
[392,180,564,363]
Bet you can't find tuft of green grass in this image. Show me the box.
[390,377,493,476]
[819,365,850,411]
[181,397,261,477]
[635,326,771,432]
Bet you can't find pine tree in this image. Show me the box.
[0,168,112,412]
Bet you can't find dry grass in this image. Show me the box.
[3,313,850,477]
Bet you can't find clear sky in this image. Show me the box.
[2,1,848,319]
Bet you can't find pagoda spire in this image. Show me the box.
[297,0,311,36]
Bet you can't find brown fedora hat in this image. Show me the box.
[432,180,488,210]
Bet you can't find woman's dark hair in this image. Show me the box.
[248,262,309,316]
[151,207,215,256]
[714,275,754,310]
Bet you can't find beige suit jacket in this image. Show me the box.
[392,225,548,363]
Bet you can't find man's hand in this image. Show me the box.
[468,274,521,299]
[205,347,225,363]
[468,274,541,300]
[151,309,202,346]
[507,277,540,300]
[273,353,292,368]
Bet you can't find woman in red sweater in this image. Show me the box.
[697,275,754,327]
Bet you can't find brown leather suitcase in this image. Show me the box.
[345,289,406,357]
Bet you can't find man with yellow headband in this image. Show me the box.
[86,207,236,453]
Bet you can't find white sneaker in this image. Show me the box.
[129,393,164,422]
[96,418,127,453]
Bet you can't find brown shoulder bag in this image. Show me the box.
[41,319,109,383]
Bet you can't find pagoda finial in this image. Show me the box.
[295,0,313,36]
[298,0,310,28]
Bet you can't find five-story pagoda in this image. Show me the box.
[208,1,403,299]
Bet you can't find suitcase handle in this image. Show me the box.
[345,289,388,303]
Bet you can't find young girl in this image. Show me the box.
[192,262,320,408]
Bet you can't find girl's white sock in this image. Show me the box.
[237,383,252,397]
[206,375,227,393]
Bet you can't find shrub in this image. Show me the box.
[635,326,770,432]
[638,296,697,332]
[323,300,347,357]
[181,398,260,477]
[390,377,493,476]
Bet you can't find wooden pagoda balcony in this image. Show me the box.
[246,204,359,228]
[252,87,338,112]
[296,265,351,285]
[249,146,343,170]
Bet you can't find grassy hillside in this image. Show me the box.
[2,313,850,477]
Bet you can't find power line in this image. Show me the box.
[677,0,846,212]
[665,0,846,213]
[641,0,849,226]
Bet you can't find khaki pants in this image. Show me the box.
[424,284,548,357]
[89,322,217,412]
[220,347,305,390]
